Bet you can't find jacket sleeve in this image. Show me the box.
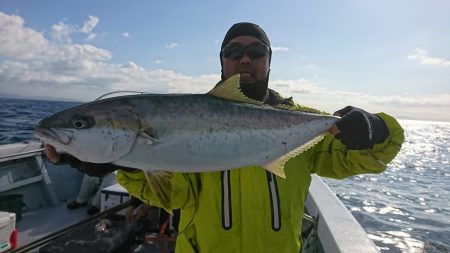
[116,170,200,212]
[310,112,404,179]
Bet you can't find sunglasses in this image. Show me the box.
[221,43,271,60]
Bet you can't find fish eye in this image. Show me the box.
[72,119,88,129]
[70,115,94,129]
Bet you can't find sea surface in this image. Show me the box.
[0,97,449,253]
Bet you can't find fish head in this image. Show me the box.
[34,100,140,163]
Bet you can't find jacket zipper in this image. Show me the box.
[221,170,232,230]
[267,172,281,231]
[221,171,281,231]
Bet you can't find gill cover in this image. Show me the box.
[76,100,141,163]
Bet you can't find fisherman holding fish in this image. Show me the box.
[39,22,404,253]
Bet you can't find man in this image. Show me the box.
[66,173,116,215]
[45,22,404,252]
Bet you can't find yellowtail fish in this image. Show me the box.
[34,75,338,179]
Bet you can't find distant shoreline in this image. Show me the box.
[0,94,84,103]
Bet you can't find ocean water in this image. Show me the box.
[324,120,450,253]
[0,98,449,253]
[0,98,81,144]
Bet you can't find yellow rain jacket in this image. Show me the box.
[117,112,404,253]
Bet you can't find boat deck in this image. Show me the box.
[17,203,88,249]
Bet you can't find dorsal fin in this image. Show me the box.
[294,104,330,115]
[274,103,297,111]
[207,74,263,105]
[263,134,326,179]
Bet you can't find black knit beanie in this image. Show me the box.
[221,22,271,49]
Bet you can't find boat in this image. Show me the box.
[0,141,380,252]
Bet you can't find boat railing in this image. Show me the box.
[305,175,380,253]
[0,148,44,161]
[0,142,60,207]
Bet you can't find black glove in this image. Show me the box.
[59,154,138,177]
[334,106,389,150]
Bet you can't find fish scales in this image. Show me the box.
[118,94,327,170]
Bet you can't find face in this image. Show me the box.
[221,36,270,84]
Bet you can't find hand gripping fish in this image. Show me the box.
[34,74,338,179]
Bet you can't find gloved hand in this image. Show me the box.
[61,155,122,177]
[333,106,389,150]
[44,144,137,177]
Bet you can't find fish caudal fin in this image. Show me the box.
[263,134,326,179]
[207,74,263,105]
[143,171,174,212]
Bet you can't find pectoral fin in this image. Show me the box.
[263,134,326,179]
[139,127,159,145]
[143,171,174,213]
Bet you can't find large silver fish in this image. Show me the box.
[34,75,338,178]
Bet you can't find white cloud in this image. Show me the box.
[1,12,449,122]
[51,21,76,42]
[272,46,289,52]
[0,12,50,60]
[154,60,163,64]
[0,11,215,99]
[407,48,450,67]
[86,33,97,41]
[271,79,450,122]
[50,15,99,43]
[81,15,99,33]
[166,43,178,49]
[121,32,132,38]
[81,16,99,42]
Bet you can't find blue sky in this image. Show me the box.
[1,0,449,121]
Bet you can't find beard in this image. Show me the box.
[220,71,270,102]
[239,76,269,102]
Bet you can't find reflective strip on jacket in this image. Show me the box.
[117,112,404,253]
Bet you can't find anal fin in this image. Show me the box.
[263,134,326,179]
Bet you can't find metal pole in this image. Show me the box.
[303,213,318,225]
[0,148,44,160]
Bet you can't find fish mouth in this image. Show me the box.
[34,126,73,145]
